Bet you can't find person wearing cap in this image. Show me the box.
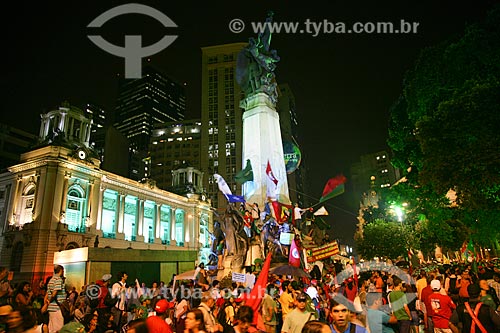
[281,293,317,333]
[47,265,66,333]
[96,273,114,316]
[146,299,174,333]
[449,283,500,332]
[427,280,455,332]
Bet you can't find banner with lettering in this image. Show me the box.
[306,241,339,263]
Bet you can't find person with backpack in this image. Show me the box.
[217,297,235,333]
[449,283,500,333]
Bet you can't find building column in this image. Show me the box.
[85,180,94,228]
[96,184,105,230]
[31,171,41,222]
[135,198,144,242]
[170,207,176,246]
[155,203,161,239]
[11,175,23,225]
[59,172,71,222]
[117,193,125,234]
[86,123,92,144]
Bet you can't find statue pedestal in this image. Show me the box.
[241,92,290,206]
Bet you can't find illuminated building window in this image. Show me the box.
[124,196,138,241]
[175,209,185,246]
[20,185,35,226]
[65,186,85,233]
[144,201,155,243]
[160,206,171,245]
[101,189,117,238]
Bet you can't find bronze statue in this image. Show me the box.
[236,11,280,104]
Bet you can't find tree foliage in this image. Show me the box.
[356,219,411,260]
[386,5,500,249]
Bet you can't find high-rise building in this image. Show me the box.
[0,124,37,172]
[350,150,400,196]
[114,66,186,181]
[85,103,106,162]
[150,120,202,191]
[276,83,310,207]
[201,43,246,209]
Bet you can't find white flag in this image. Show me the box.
[214,173,232,196]
[313,206,329,216]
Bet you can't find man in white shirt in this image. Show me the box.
[111,271,128,328]
[293,203,307,231]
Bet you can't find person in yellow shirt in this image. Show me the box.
[278,281,295,321]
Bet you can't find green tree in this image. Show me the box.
[386,5,500,249]
[356,219,412,260]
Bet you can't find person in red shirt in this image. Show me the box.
[146,299,175,333]
[428,280,455,331]
[344,278,357,302]
[420,274,435,332]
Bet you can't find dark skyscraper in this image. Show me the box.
[114,66,186,151]
[114,66,186,180]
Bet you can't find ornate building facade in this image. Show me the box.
[0,105,212,290]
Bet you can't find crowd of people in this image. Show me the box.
[1,258,500,333]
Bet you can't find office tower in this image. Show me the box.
[85,102,106,162]
[351,150,400,196]
[114,66,186,180]
[0,124,37,172]
[201,43,246,209]
[276,83,309,207]
[150,120,202,192]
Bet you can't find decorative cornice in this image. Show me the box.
[102,176,194,207]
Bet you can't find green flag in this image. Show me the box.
[235,159,253,184]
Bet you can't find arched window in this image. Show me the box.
[66,185,85,232]
[65,242,79,250]
[19,184,35,226]
[10,242,23,272]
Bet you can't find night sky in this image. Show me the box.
[1,1,496,246]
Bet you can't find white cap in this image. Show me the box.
[430,280,441,291]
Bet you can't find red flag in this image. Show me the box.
[351,256,358,286]
[266,161,278,186]
[289,239,301,267]
[245,252,272,329]
[322,174,347,197]
[271,201,293,223]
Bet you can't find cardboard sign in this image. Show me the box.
[279,232,294,245]
[232,272,246,283]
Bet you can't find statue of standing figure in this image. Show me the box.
[236,11,280,104]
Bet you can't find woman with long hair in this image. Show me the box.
[14,282,33,308]
[184,308,206,333]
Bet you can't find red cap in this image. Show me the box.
[155,299,174,313]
